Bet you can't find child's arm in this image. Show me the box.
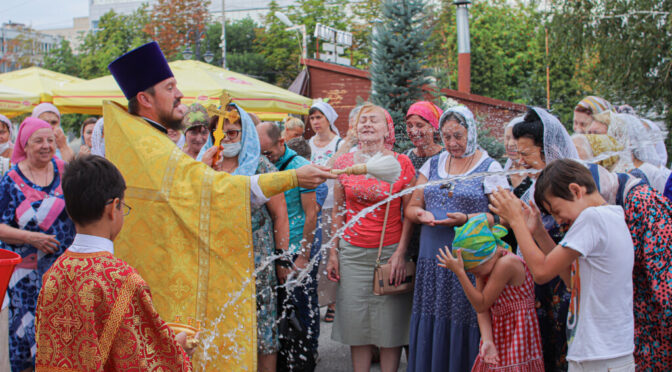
[477,311,500,365]
[475,277,500,365]
[489,189,580,285]
[437,248,517,313]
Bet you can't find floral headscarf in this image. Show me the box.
[439,105,478,158]
[0,114,14,155]
[575,96,612,115]
[585,134,622,171]
[182,103,210,132]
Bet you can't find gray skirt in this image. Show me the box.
[331,240,413,347]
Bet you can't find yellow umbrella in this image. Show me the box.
[0,84,40,117]
[53,60,311,120]
[0,66,84,104]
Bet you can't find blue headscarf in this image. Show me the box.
[196,103,260,176]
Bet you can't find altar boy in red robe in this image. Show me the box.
[34,155,194,371]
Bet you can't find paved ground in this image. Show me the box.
[316,307,408,372]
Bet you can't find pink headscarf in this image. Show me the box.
[406,101,443,130]
[31,103,60,120]
[11,117,52,164]
[382,108,396,150]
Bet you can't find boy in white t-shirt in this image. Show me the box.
[490,158,635,372]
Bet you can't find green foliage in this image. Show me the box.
[350,0,382,68]
[225,18,259,53]
[254,1,302,86]
[78,8,151,79]
[43,40,81,76]
[427,0,586,131]
[477,127,506,165]
[370,0,431,152]
[549,0,672,159]
[60,114,88,136]
[287,0,351,56]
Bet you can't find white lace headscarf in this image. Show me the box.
[601,111,662,171]
[532,106,579,163]
[439,105,478,158]
[91,118,105,157]
[504,115,525,170]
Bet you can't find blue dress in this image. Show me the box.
[407,155,494,372]
[0,159,75,372]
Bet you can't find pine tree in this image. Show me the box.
[370,0,430,152]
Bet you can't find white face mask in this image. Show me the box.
[221,142,242,158]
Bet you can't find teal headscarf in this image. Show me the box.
[452,213,511,269]
[196,103,260,176]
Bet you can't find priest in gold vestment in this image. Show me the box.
[102,41,334,370]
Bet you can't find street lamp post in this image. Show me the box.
[182,29,214,63]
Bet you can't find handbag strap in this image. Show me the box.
[376,183,395,266]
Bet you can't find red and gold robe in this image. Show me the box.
[34,250,192,372]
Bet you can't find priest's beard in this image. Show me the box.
[159,108,184,130]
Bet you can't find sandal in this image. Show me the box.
[324,307,335,323]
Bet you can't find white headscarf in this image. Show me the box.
[604,111,662,171]
[532,106,579,163]
[0,114,13,155]
[91,118,105,157]
[504,115,525,170]
[439,105,478,158]
[311,100,340,136]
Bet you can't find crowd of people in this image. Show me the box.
[0,43,670,372]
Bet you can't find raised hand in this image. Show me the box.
[489,187,524,224]
[437,246,464,273]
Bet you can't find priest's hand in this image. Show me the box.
[295,164,337,189]
[276,264,292,284]
[54,127,68,149]
[200,146,221,168]
[176,331,199,357]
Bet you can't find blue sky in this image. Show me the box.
[1,0,88,30]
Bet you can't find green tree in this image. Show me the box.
[287,0,350,58]
[254,1,302,86]
[349,0,382,68]
[43,39,81,76]
[78,8,150,79]
[426,0,587,129]
[144,0,211,60]
[370,0,430,152]
[549,0,672,155]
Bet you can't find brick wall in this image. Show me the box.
[303,59,526,141]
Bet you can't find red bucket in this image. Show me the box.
[0,249,21,305]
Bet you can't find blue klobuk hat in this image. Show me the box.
[108,41,174,100]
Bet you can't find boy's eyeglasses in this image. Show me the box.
[106,199,132,216]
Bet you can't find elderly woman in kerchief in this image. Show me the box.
[77,117,98,156]
[31,103,74,162]
[593,111,672,192]
[405,105,509,372]
[180,103,210,159]
[326,102,416,372]
[404,101,444,173]
[201,104,289,372]
[573,95,612,134]
[518,108,672,371]
[0,114,14,159]
[0,117,75,372]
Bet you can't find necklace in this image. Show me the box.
[443,153,476,197]
[27,163,49,186]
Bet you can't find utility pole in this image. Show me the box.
[221,0,226,68]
